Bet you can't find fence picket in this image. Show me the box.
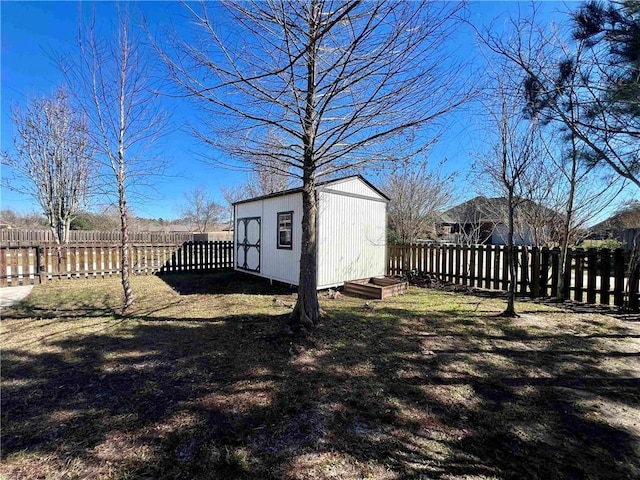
[484,246,491,289]
[493,246,502,290]
[614,249,625,307]
[587,249,598,304]
[601,249,611,305]
[461,246,468,285]
[575,250,585,302]
[551,248,560,298]
[469,245,476,287]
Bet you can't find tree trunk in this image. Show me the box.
[557,217,571,301]
[49,221,61,245]
[503,193,517,317]
[290,0,321,329]
[291,170,321,328]
[557,103,579,301]
[118,160,134,313]
[626,233,640,312]
[63,218,71,245]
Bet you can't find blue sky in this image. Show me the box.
[1,1,602,220]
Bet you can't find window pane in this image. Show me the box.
[278,212,292,247]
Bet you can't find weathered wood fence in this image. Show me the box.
[0,229,194,246]
[388,244,640,310]
[3,240,639,311]
[0,241,234,287]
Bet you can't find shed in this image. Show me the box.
[233,175,388,289]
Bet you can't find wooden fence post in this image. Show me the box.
[479,245,485,288]
[587,248,598,304]
[500,245,508,291]
[550,247,560,298]
[574,249,585,302]
[600,249,611,306]
[494,245,502,290]
[540,248,550,297]
[531,247,540,298]
[461,245,468,285]
[613,248,625,307]
[402,245,408,274]
[484,245,492,290]
[468,245,476,287]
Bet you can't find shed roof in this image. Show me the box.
[232,174,389,205]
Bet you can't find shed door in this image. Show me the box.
[236,217,261,272]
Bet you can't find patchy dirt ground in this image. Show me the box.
[2,273,639,479]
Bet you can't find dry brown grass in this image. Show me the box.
[2,272,639,479]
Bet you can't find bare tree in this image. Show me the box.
[2,88,93,243]
[180,187,224,233]
[61,8,166,312]
[477,55,542,317]
[160,0,469,327]
[382,159,454,245]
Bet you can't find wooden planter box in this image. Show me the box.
[343,277,408,299]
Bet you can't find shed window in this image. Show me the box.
[277,211,293,249]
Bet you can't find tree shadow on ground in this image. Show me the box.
[157,270,297,296]
[2,309,294,479]
[2,283,639,479]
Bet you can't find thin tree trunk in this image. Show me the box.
[63,218,71,245]
[49,220,61,245]
[626,233,640,312]
[557,99,579,301]
[503,193,517,316]
[118,159,134,313]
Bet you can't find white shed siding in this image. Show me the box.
[235,176,387,289]
[317,177,386,200]
[316,190,387,288]
[235,201,263,219]
[260,193,303,285]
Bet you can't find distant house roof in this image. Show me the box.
[440,196,558,224]
[232,174,390,205]
[590,202,640,231]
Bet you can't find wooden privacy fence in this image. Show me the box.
[4,240,638,311]
[0,229,194,246]
[0,241,234,287]
[388,244,640,310]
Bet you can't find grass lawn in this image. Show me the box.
[2,272,639,480]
